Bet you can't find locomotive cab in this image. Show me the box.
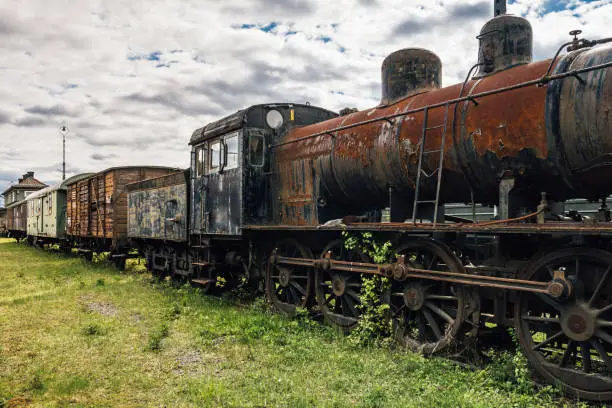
[189,103,337,236]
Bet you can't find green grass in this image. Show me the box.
[0,238,584,407]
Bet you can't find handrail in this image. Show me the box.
[269,59,612,149]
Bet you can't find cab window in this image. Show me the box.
[248,135,265,167]
[210,141,221,170]
[195,145,206,177]
[225,134,239,170]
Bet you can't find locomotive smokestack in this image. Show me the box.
[475,3,532,77]
[381,48,441,105]
[494,0,506,16]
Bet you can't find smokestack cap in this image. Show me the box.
[381,48,441,105]
[475,14,532,77]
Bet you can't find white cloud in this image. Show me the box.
[0,0,611,205]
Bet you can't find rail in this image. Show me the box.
[269,59,612,149]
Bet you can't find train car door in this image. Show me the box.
[36,197,44,234]
[193,132,242,235]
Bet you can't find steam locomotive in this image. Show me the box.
[6,1,612,400]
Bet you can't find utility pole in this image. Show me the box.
[58,122,69,180]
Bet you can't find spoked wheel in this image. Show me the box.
[389,239,475,354]
[266,239,313,314]
[515,247,612,400]
[315,239,369,330]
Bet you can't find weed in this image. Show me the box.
[95,278,105,287]
[55,376,90,395]
[165,302,182,320]
[82,323,106,336]
[360,386,387,408]
[0,384,11,408]
[147,323,169,351]
[26,372,46,393]
[343,232,393,347]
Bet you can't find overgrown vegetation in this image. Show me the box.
[0,238,587,407]
[340,232,580,403]
[343,231,393,347]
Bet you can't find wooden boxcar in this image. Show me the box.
[26,173,93,244]
[66,166,179,252]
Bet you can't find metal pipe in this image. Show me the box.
[270,59,612,149]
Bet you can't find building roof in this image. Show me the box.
[1,172,47,196]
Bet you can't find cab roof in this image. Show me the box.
[189,103,337,146]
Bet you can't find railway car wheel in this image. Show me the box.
[515,247,612,400]
[389,240,475,355]
[315,239,370,330]
[266,239,313,314]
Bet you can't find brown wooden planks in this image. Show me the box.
[66,167,177,243]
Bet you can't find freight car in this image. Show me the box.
[25,173,93,247]
[65,166,179,265]
[126,171,194,279]
[125,2,612,400]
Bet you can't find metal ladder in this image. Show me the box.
[411,102,450,226]
[191,234,214,287]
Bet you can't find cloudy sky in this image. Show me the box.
[0,0,610,205]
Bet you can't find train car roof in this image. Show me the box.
[6,199,27,209]
[63,166,181,185]
[25,173,96,200]
[126,170,188,192]
[189,103,337,146]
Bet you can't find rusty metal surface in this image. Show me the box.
[274,255,554,295]
[127,172,188,242]
[550,46,612,199]
[273,45,612,226]
[475,14,532,77]
[381,48,441,105]
[246,220,612,236]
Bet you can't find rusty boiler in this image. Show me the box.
[273,13,612,225]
